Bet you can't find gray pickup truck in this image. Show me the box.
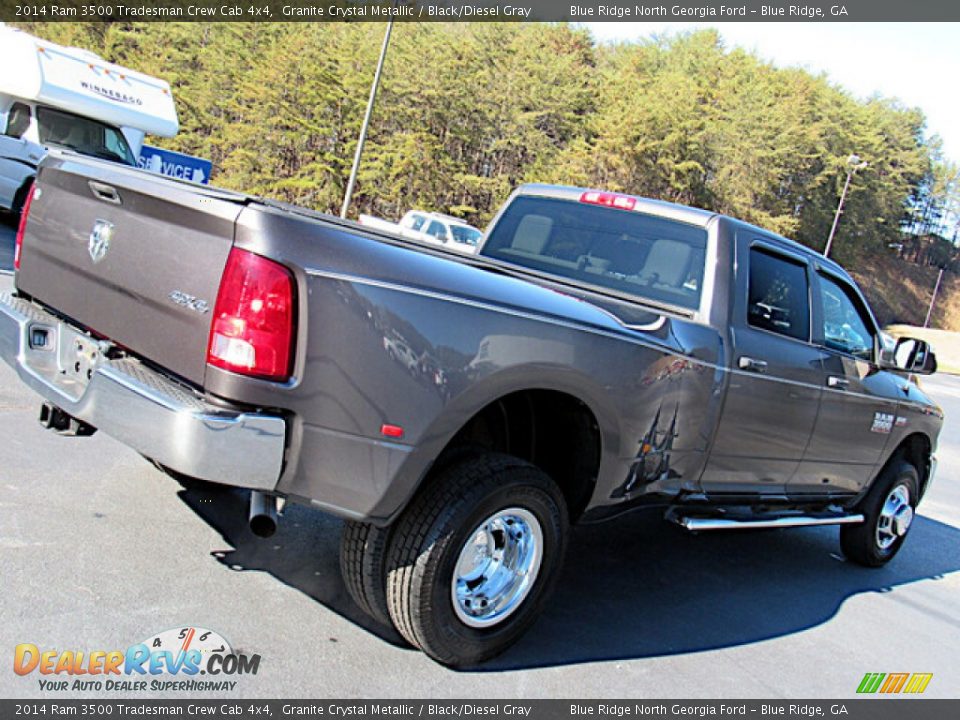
[1,153,943,667]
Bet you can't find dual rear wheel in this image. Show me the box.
[340,453,568,667]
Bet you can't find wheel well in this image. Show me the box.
[887,433,932,495]
[436,390,602,521]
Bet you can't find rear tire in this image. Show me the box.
[340,520,393,627]
[841,460,919,567]
[385,453,568,667]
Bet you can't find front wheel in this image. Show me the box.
[841,460,919,567]
[385,453,568,667]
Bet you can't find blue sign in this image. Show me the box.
[138,144,213,185]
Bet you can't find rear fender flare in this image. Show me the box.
[367,364,622,522]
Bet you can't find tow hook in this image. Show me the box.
[38,403,97,437]
[249,491,280,538]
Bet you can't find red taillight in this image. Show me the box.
[14,182,36,271]
[579,190,637,211]
[207,248,296,381]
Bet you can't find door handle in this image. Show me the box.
[827,375,850,389]
[738,356,768,373]
[88,181,121,205]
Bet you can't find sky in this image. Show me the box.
[583,22,960,167]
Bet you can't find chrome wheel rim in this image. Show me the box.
[876,484,913,550]
[451,507,544,628]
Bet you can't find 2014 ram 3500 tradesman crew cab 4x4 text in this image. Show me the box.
[1,153,943,666]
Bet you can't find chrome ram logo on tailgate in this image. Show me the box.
[88,220,113,263]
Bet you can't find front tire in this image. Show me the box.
[841,460,919,567]
[385,453,568,667]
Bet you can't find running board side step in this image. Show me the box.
[674,514,864,531]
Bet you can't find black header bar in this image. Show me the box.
[2,0,960,23]
[1,700,959,719]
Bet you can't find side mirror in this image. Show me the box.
[892,337,937,375]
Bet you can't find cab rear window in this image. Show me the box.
[481,196,707,311]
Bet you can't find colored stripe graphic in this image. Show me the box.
[857,672,932,694]
[857,673,885,693]
[903,674,933,694]
[880,673,909,693]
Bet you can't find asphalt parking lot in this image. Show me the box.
[0,261,958,699]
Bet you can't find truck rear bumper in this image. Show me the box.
[0,291,285,491]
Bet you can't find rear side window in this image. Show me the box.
[481,195,708,310]
[747,248,810,342]
[426,220,447,240]
[407,214,426,231]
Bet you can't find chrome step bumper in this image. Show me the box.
[0,291,285,491]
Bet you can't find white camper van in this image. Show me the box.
[0,24,179,218]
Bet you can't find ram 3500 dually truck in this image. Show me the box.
[1,153,943,666]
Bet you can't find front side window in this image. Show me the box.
[5,103,31,138]
[819,274,874,360]
[36,106,136,166]
[747,247,810,342]
[450,225,482,246]
[481,196,708,311]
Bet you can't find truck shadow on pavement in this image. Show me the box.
[173,477,960,671]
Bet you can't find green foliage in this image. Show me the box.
[10,22,949,262]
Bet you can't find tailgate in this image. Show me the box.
[16,153,247,386]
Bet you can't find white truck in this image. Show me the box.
[359,209,484,254]
[0,24,179,219]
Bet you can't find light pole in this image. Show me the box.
[340,19,394,219]
[824,153,869,258]
[924,266,945,328]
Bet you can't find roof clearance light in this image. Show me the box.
[579,191,637,211]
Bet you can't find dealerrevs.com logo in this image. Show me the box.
[13,627,261,693]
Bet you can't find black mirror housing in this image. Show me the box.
[894,337,938,375]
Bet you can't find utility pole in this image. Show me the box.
[824,154,868,258]
[340,19,394,219]
[924,267,945,328]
